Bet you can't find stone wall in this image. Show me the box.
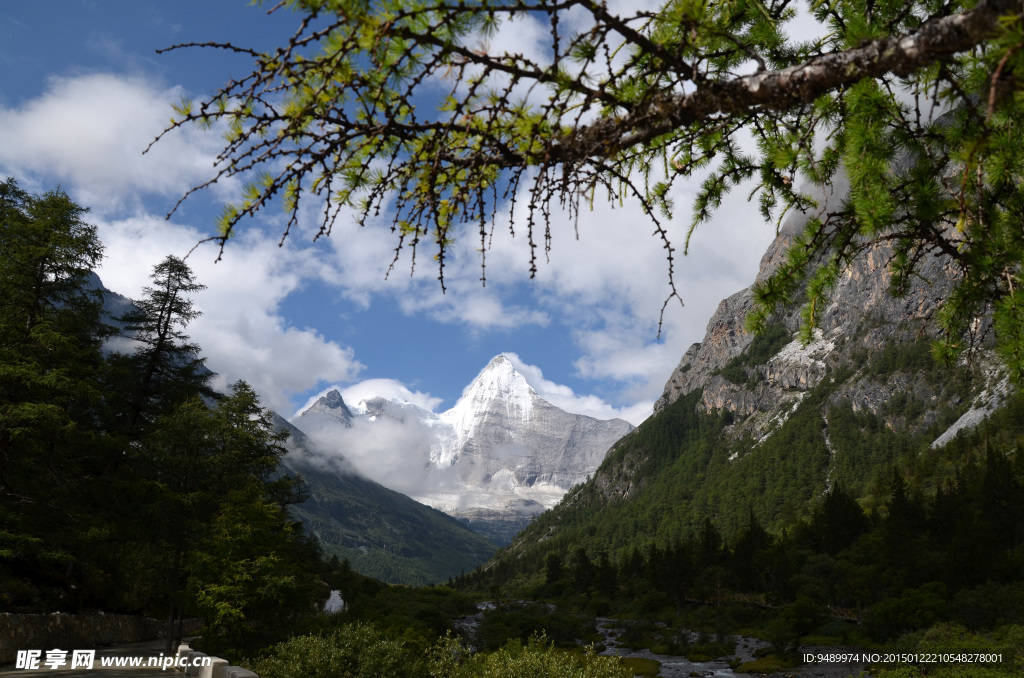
[0,613,197,665]
[175,643,257,678]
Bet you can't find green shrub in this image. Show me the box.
[618,657,660,676]
[615,617,662,649]
[865,583,946,642]
[718,359,749,386]
[950,582,1024,630]
[427,634,630,678]
[476,603,592,650]
[871,622,1024,677]
[245,622,418,678]
[687,637,736,662]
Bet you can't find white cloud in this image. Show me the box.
[401,289,551,331]
[0,72,364,414]
[0,72,232,212]
[310,158,773,414]
[94,212,363,414]
[295,379,444,417]
[341,379,443,412]
[296,412,453,498]
[0,67,769,416]
[0,69,777,424]
[411,173,773,408]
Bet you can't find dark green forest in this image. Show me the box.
[0,179,331,654]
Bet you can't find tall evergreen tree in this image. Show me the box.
[136,379,306,649]
[183,381,317,654]
[978,447,1024,577]
[543,552,563,586]
[88,255,214,617]
[731,510,772,592]
[107,255,211,442]
[0,179,109,609]
[568,547,595,595]
[810,481,869,556]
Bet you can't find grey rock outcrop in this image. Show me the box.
[653,183,996,445]
[297,388,355,428]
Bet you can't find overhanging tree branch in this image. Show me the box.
[544,0,1020,165]
[153,0,1024,372]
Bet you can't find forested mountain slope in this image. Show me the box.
[472,199,1024,640]
[276,415,497,586]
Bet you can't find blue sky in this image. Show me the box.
[0,0,778,425]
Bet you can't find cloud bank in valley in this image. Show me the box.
[295,407,447,500]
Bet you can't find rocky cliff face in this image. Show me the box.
[654,199,984,443]
[489,184,1015,578]
[297,388,355,427]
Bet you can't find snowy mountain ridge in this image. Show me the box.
[436,354,536,466]
[292,354,634,544]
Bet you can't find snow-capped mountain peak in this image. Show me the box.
[297,388,355,427]
[289,354,633,544]
[452,354,536,419]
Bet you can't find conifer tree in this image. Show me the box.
[95,256,214,616]
[568,547,595,594]
[811,481,869,555]
[109,255,211,440]
[188,484,322,654]
[0,179,109,609]
[731,510,772,591]
[543,552,563,586]
[882,470,925,581]
[146,382,308,650]
[979,447,1024,574]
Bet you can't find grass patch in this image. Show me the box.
[618,657,661,676]
[686,639,736,662]
[735,656,800,673]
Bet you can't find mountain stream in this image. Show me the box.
[455,603,868,677]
